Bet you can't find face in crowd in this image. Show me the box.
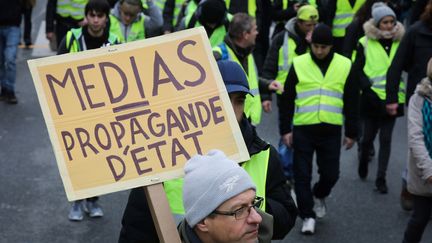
[243,20,259,47]
[195,189,262,243]
[378,15,396,32]
[86,10,108,37]
[229,92,246,123]
[297,19,317,37]
[311,43,332,60]
[120,1,142,25]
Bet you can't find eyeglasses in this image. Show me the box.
[212,196,263,220]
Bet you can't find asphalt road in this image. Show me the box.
[0,1,431,242]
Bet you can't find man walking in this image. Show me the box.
[279,24,359,234]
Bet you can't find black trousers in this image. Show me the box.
[403,195,432,243]
[55,17,81,48]
[22,6,32,45]
[293,126,341,219]
[359,116,396,180]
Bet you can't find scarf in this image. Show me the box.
[422,98,432,158]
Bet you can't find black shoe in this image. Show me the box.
[6,93,18,104]
[0,92,6,101]
[358,160,368,179]
[375,178,388,194]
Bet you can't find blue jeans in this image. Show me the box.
[0,26,20,93]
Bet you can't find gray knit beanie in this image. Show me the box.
[183,150,256,228]
[372,2,396,25]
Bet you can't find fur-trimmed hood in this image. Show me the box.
[416,78,432,100]
[416,58,432,100]
[363,19,405,41]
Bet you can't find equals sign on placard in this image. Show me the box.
[113,101,151,121]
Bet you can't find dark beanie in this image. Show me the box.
[311,24,333,45]
[197,0,226,25]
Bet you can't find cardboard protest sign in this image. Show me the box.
[28,27,249,201]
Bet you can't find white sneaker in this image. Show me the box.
[301,218,316,234]
[83,201,104,218]
[314,197,327,218]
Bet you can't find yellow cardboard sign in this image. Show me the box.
[28,28,249,201]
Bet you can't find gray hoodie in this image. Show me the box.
[407,61,432,197]
[111,1,163,40]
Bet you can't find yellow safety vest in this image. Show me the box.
[359,36,405,103]
[164,149,270,215]
[154,0,166,10]
[109,14,145,43]
[293,53,351,126]
[225,0,257,17]
[185,13,232,47]
[276,32,298,95]
[332,0,365,37]
[214,43,262,125]
[65,28,119,52]
[56,0,88,20]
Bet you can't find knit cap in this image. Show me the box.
[311,24,333,45]
[183,150,256,228]
[197,0,227,25]
[372,2,396,25]
[297,5,319,21]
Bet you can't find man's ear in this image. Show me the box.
[195,218,210,232]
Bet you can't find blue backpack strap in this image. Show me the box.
[219,43,229,60]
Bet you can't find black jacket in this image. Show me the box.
[118,117,298,242]
[386,20,432,105]
[342,18,364,59]
[0,0,22,27]
[278,51,359,139]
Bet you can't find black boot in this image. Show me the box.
[375,178,388,194]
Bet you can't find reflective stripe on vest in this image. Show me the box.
[225,0,257,17]
[276,32,298,94]
[185,14,231,47]
[66,28,119,53]
[57,0,88,20]
[109,14,145,43]
[332,0,365,37]
[214,43,262,125]
[165,149,270,214]
[359,36,405,103]
[293,53,351,126]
